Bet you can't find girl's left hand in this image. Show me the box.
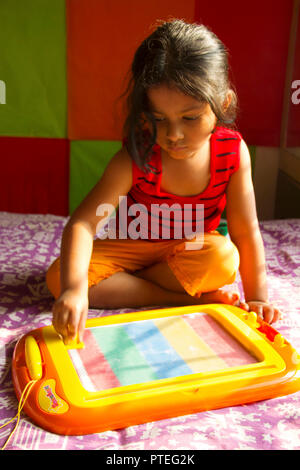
[239,300,282,324]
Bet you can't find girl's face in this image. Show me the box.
[147,84,217,160]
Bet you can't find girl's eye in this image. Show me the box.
[183,115,200,121]
[153,115,200,122]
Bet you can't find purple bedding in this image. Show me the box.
[0,212,300,450]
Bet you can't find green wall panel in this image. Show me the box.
[69,140,122,214]
[0,0,67,137]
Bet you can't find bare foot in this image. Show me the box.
[199,289,241,306]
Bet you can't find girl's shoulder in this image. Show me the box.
[213,126,242,141]
[122,133,161,176]
[212,127,243,177]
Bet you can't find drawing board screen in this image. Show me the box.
[68,312,258,392]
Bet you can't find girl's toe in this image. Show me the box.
[228,292,239,305]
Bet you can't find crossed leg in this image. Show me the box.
[47,234,241,310]
[88,261,240,309]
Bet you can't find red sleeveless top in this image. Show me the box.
[117,127,242,241]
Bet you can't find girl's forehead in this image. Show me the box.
[147,85,206,113]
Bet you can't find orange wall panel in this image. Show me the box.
[66,0,195,141]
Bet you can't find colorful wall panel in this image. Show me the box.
[0,137,69,215]
[66,0,195,141]
[69,140,122,214]
[195,0,294,147]
[0,0,67,138]
[0,0,295,217]
[0,0,68,215]
[0,0,195,216]
[288,11,300,148]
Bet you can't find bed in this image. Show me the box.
[0,211,300,450]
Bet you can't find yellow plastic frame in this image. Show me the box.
[13,304,300,435]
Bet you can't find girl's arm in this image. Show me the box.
[52,148,132,342]
[226,140,281,323]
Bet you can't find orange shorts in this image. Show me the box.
[46,232,240,300]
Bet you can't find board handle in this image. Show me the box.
[25,335,43,380]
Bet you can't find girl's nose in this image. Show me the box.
[166,122,184,142]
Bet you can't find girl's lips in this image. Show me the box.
[168,145,187,152]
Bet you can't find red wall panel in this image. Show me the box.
[0,137,69,215]
[288,14,300,147]
[195,0,293,146]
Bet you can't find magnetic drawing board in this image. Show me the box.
[12,304,300,435]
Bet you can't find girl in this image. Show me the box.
[46,19,282,344]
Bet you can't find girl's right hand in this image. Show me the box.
[52,287,89,345]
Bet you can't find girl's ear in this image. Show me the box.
[223,90,233,111]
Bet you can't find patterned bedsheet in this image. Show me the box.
[0,212,299,450]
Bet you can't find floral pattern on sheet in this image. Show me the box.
[0,212,300,450]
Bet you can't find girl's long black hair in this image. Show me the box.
[122,19,238,171]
